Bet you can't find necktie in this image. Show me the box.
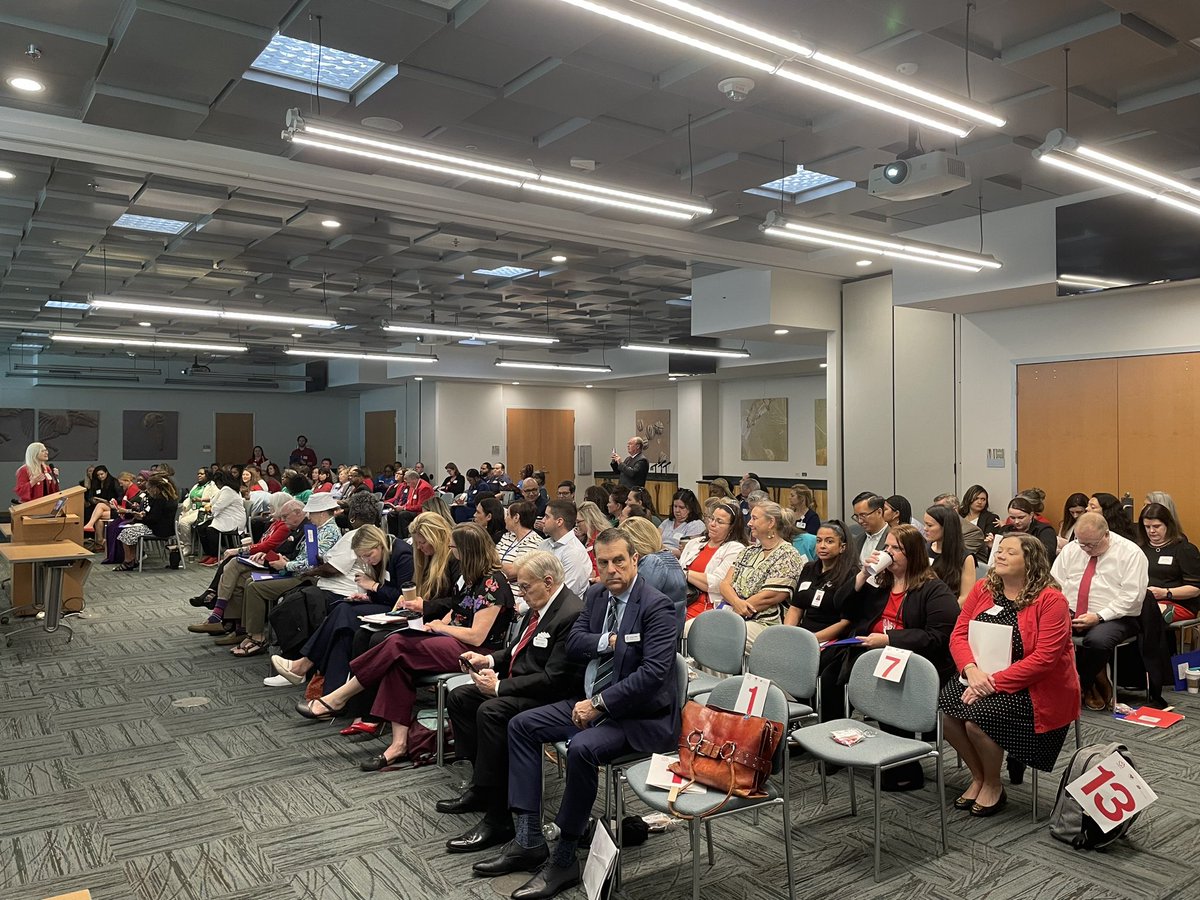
[591,596,620,696]
[508,610,541,676]
[1077,555,1098,616]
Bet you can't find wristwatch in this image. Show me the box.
[591,693,606,711]
[1166,589,1174,601]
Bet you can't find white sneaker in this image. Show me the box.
[262,674,294,687]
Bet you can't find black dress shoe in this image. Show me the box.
[1007,757,1026,785]
[472,840,549,877]
[188,592,215,608]
[436,787,489,814]
[447,819,516,854]
[970,788,1007,818]
[511,858,581,900]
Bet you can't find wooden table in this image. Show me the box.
[0,541,92,644]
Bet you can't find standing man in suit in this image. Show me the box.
[473,529,679,899]
[610,436,649,489]
[853,492,890,566]
[442,552,585,853]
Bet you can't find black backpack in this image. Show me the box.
[267,583,328,656]
[1049,741,1142,850]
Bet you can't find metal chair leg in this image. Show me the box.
[848,766,857,816]
[435,681,446,767]
[704,820,714,865]
[818,759,828,805]
[1031,768,1040,821]
[690,819,702,900]
[872,767,883,882]
[935,753,947,854]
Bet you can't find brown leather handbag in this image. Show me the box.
[667,700,783,818]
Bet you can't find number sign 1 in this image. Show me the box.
[1065,751,1157,833]
[733,673,770,717]
[872,647,912,683]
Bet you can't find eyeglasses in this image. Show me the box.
[1076,538,1105,551]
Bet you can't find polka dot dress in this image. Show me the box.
[938,597,1069,772]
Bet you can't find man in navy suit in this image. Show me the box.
[473,528,679,899]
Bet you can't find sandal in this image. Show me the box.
[230,637,267,657]
[114,561,138,572]
[296,697,342,721]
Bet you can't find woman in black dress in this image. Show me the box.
[1138,502,1200,624]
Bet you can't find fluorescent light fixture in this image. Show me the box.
[384,323,558,345]
[44,299,91,310]
[89,297,337,329]
[549,0,1001,136]
[51,334,247,353]
[622,341,750,358]
[473,266,536,279]
[8,343,44,350]
[138,321,152,327]
[0,169,14,181]
[495,359,613,373]
[284,111,713,221]
[7,76,43,93]
[251,35,384,91]
[320,218,341,228]
[1034,129,1200,218]
[284,348,437,363]
[760,210,1003,272]
[113,213,190,234]
[773,328,789,335]
[1057,274,1136,290]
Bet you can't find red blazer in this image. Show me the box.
[14,464,59,503]
[250,519,292,556]
[403,478,434,513]
[950,581,1080,733]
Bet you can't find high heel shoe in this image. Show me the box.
[361,749,407,771]
[970,788,1007,817]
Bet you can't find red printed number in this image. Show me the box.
[1080,765,1138,822]
[746,686,758,711]
[881,655,902,677]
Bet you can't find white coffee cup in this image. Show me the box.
[866,551,893,577]
[1187,668,1200,694]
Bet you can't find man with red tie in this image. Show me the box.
[442,551,585,854]
[1051,512,1148,710]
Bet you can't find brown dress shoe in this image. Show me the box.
[213,632,243,646]
[187,621,225,634]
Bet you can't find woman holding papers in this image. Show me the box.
[939,533,1079,817]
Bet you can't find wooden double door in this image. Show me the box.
[506,409,575,490]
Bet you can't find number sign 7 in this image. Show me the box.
[873,647,912,683]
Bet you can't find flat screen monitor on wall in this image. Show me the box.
[1055,192,1200,297]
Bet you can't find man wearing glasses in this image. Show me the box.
[852,492,890,566]
[1051,512,1148,710]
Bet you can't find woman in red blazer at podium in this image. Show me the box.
[13,442,59,503]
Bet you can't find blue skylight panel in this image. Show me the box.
[756,167,840,194]
[44,300,92,310]
[473,266,535,279]
[251,35,384,91]
[113,214,190,234]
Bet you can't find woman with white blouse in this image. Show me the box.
[196,470,247,565]
[678,498,747,626]
[659,488,706,557]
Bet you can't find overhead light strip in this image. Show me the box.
[51,334,248,353]
[1034,129,1200,218]
[495,359,613,373]
[90,297,338,329]
[285,112,713,220]
[384,324,558,345]
[284,348,438,363]
[621,342,750,358]
[550,0,999,136]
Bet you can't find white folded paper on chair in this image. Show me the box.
[964,619,1013,681]
[644,753,705,793]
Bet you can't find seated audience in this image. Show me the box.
[1051,512,1147,710]
[1057,492,1089,550]
[540,500,593,597]
[1138,502,1200,622]
[736,476,759,520]
[196,470,246,565]
[784,520,859,642]
[298,522,515,770]
[1088,492,1138,542]
[270,524,415,691]
[1145,491,1183,534]
[960,485,999,560]
[284,472,313,504]
[883,494,914,532]
[442,552,586,853]
[785,508,817,561]
[518,478,548,519]
[83,464,123,543]
[390,468,435,537]
[312,466,335,494]
[925,504,976,605]
[422,495,455,526]
[853,492,890,565]
[100,471,145,563]
[330,466,350,501]
[624,486,661,525]
[789,483,822,535]
[178,467,218,555]
[679,499,747,622]
[941,533,1079,815]
[474,497,508,545]
[581,484,608,512]
[718,501,804,648]
[498,500,543,581]
[376,464,398,495]
[605,485,629,525]
[111,475,179,571]
[620,516,688,629]
[248,445,269,470]
[574,501,611,562]
[263,462,284,492]
[988,497,1057,566]
[440,462,466,496]
[707,477,733,500]
[556,481,576,501]
[659,488,705,557]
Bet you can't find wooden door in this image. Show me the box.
[364,409,397,473]
[1117,353,1200,525]
[1016,359,1118,524]
[214,412,254,466]
[506,409,575,491]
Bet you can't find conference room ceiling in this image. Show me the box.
[0,0,1198,366]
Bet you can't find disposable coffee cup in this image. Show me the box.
[401,582,417,602]
[866,551,893,577]
[240,537,253,551]
[1187,668,1200,694]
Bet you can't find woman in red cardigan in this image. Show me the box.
[939,532,1079,817]
[13,442,59,503]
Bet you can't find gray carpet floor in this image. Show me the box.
[1,554,1198,900]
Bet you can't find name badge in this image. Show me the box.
[811,588,826,608]
[625,632,641,643]
[1158,555,1174,565]
[986,605,1004,616]
[532,632,550,648]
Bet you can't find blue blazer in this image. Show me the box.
[566,576,680,752]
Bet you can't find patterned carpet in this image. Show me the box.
[1,553,1198,900]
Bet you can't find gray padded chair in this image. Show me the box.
[416,671,473,766]
[792,648,946,882]
[625,675,795,900]
[747,625,820,727]
[685,608,746,698]
[1170,616,1199,653]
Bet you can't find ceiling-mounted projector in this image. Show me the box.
[868,150,970,201]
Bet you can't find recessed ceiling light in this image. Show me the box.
[774,328,789,335]
[0,169,14,181]
[291,332,302,338]
[413,376,423,381]
[819,362,829,368]
[669,376,678,381]
[585,384,593,389]
[550,255,567,263]
[361,116,403,132]
[7,76,44,93]
[321,218,341,228]
[511,381,520,385]
[138,321,152,327]
[856,259,873,267]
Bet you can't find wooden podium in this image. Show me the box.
[8,486,87,614]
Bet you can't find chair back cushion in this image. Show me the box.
[747,624,819,701]
[846,648,939,734]
[688,608,747,675]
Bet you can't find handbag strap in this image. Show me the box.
[667,748,737,821]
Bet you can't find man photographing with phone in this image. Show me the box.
[441,551,585,854]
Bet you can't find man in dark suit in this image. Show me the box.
[473,529,679,899]
[441,551,585,854]
[610,436,649,489]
